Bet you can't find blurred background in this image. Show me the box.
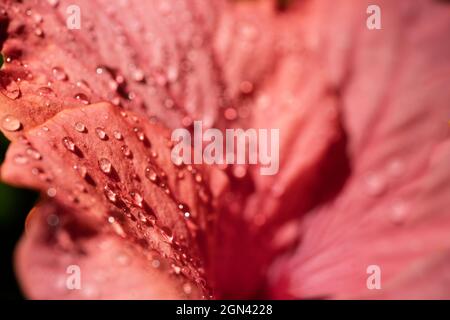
[0,132,37,299]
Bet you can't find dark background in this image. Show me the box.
[0,132,37,299]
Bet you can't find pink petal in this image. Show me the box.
[268,0,450,299]
[3,102,222,299]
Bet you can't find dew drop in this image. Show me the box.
[99,158,112,174]
[130,191,143,207]
[152,259,160,268]
[121,145,132,158]
[194,173,202,183]
[239,80,254,94]
[2,115,21,131]
[74,122,86,133]
[73,164,87,178]
[233,165,247,178]
[1,80,21,99]
[224,107,238,121]
[38,86,55,97]
[364,173,386,197]
[74,93,90,105]
[13,154,29,165]
[47,0,59,8]
[172,264,181,275]
[62,136,76,152]
[113,130,123,140]
[138,211,147,223]
[132,69,145,82]
[145,166,158,183]
[34,27,44,37]
[26,147,41,160]
[178,203,191,219]
[183,283,192,295]
[161,226,173,243]
[47,187,57,197]
[52,67,68,81]
[133,127,145,141]
[47,214,59,226]
[104,185,116,202]
[95,127,107,140]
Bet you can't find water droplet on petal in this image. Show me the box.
[2,115,21,131]
[152,259,160,268]
[133,127,145,141]
[62,136,76,152]
[104,185,117,203]
[73,164,87,178]
[26,147,41,160]
[130,191,143,207]
[239,80,254,94]
[364,173,386,197]
[38,86,56,97]
[34,27,44,37]
[121,145,132,158]
[14,154,28,165]
[47,0,60,8]
[137,211,147,223]
[74,93,90,105]
[132,69,145,82]
[183,283,192,295]
[74,122,86,133]
[1,80,21,99]
[47,214,59,226]
[52,67,68,81]
[99,158,112,174]
[47,187,57,197]
[145,166,158,183]
[161,226,173,243]
[113,130,123,140]
[172,264,181,274]
[95,127,107,140]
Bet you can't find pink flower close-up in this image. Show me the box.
[0,0,449,301]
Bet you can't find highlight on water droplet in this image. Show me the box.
[98,157,112,174]
[95,127,107,140]
[74,122,86,133]
[74,93,90,105]
[1,79,21,99]
[2,114,22,131]
[104,185,117,203]
[145,166,158,183]
[26,147,42,160]
[113,130,123,140]
[52,66,68,81]
[62,136,76,152]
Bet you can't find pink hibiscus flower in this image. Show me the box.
[0,0,449,299]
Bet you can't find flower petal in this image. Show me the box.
[267,0,450,299]
[0,0,224,141]
[3,102,218,298]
